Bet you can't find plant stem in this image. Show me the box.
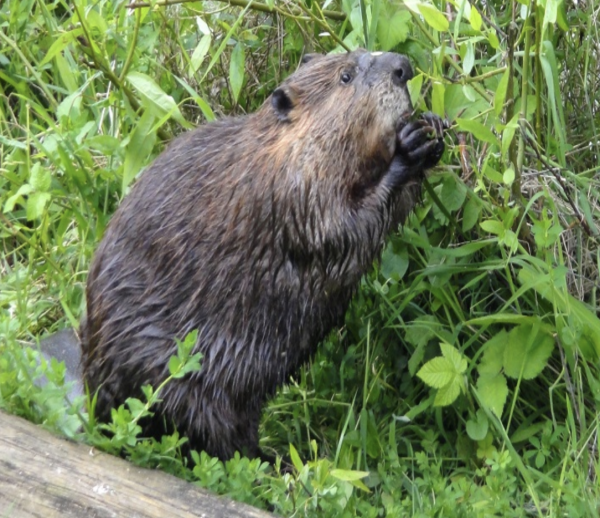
[126,0,346,22]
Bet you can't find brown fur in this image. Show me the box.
[80,50,444,460]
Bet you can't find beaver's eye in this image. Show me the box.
[340,71,354,84]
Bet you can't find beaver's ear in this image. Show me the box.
[301,53,323,65]
[271,87,295,122]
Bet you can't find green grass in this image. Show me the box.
[2,0,600,516]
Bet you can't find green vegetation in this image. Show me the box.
[1,0,600,516]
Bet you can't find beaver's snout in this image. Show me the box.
[360,52,414,86]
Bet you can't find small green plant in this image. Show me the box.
[1,0,600,516]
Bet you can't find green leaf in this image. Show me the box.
[380,242,409,280]
[126,71,189,127]
[189,34,211,75]
[30,163,51,192]
[503,323,554,380]
[408,74,424,109]
[462,42,474,75]
[123,109,156,192]
[480,219,504,236]
[440,342,467,374]
[469,5,483,31]
[40,29,82,66]
[494,68,510,115]
[417,357,455,389]
[518,266,600,359]
[503,167,515,185]
[26,192,51,221]
[478,330,508,377]
[4,184,33,213]
[466,409,489,441]
[229,42,245,103]
[462,197,480,232]
[168,356,182,376]
[456,118,499,145]
[377,10,410,51]
[126,397,146,417]
[433,378,461,406]
[476,373,508,416]
[174,76,215,122]
[330,469,370,481]
[501,114,519,160]
[87,135,122,155]
[487,29,500,49]
[289,443,304,472]
[431,82,445,120]
[417,4,449,31]
[440,174,467,212]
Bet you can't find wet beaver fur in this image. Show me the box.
[80,50,445,461]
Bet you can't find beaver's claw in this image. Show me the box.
[396,112,446,170]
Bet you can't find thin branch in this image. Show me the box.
[126,0,347,22]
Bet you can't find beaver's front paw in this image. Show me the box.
[396,112,446,170]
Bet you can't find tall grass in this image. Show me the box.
[1,0,599,516]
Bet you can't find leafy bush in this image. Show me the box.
[1,0,600,516]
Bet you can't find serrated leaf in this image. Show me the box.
[417,357,455,388]
[478,330,508,376]
[405,315,438,348]
[456,118,498,145]
[30,163,51,192]
[417,4,449,31]
[466,409,489,441]
[476,373,508,416]
[503,323,554,380]
[440,342,467,374]
[26,192,51,221]
[377,10,410,51]
[433,378,461,406]
[126,71,188,127]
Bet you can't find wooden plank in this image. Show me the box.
[0,411,273,518]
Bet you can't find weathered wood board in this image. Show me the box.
[0,411,274,518]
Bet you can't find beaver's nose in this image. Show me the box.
[361,52,413,85]
[390,55,413,85]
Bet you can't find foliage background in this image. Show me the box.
[1,0,600,516]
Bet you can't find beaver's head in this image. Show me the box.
[265,50,414,165]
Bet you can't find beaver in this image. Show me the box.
[58,50,445,461]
